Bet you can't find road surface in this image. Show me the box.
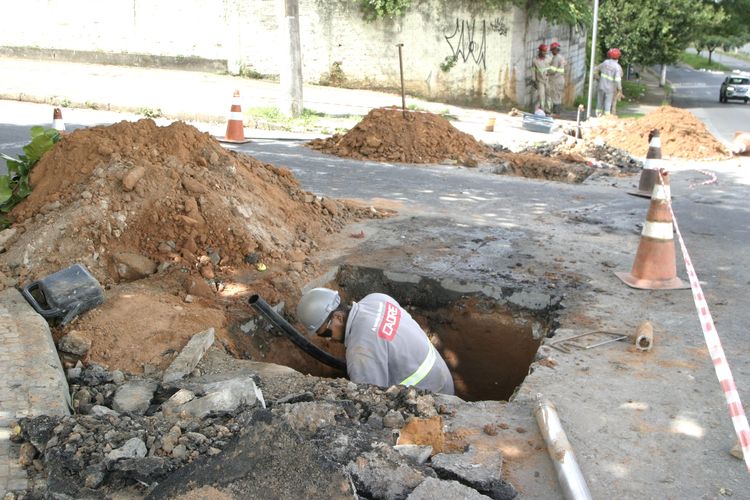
[669,62,750,145]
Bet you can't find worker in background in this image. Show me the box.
[532,44,551,114]
[296,288,455,395]
[595,48,623,117]
[548,42,566,118]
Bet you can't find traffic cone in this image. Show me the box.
[731,131,750,156]
[629,129,663,198]
[52,108,66,133]
[616,170,688,290]
[217,90,251,144]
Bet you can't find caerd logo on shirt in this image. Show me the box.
[377,301,401,341]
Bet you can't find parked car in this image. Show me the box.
[719,75,750,103]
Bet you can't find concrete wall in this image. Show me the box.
[0,0,586,107]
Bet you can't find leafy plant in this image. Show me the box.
[0,127,61,228]
[355,0,412,20]
[439,55,458,73]
[139,107,163,118]
[356,0,591,25]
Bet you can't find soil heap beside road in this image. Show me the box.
[590,105,731,160]
[307,107,492,165]
[0,119,386,374]
[308,107,645,184]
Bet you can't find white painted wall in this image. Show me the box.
[0,0,586,107]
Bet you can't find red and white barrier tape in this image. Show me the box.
[661,172,750,472]
[688,170,718,189]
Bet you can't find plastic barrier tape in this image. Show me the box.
[663,172,750,473]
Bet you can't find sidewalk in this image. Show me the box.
[0,56,569,149]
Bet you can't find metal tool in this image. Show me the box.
[547,331,627,353]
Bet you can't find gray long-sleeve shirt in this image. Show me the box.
[344,293,455,395]
[597,58,623,93]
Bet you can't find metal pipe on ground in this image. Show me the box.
[248,294,346,371]
[533,395,593,500]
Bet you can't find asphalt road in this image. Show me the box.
[669,63,750,144]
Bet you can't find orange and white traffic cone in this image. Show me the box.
[52,107,66,133]
[629,129,663,198]
[217,90,251,144]
[731,131,750,156]
[616,170,688,290]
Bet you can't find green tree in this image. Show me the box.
[716,0,750,47]
[693,3,728,64]
[599,0,708,85]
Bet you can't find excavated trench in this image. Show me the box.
[251,265,560,402]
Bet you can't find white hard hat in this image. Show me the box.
[296,288,341,334]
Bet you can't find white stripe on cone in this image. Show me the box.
[643,158,665,170]
[651,184,671,201]
[649,136,661,148]
[229,111,244,120]
[642,221,674,240]
[52,119,65,132]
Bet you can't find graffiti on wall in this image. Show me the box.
[444,18,508,70]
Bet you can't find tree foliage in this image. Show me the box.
[713,0,750,48]
[354,0,412,21]
[599,0,706,66]
[693,3,728,63]
[355,0,591,25]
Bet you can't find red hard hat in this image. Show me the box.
[538,44,548,52]
[607,48,621,59]
[550,42,561,50]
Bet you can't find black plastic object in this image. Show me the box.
[21,264,105,326]
[248,294,346,371]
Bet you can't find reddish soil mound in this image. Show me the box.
[307,107,491,165]
[0,119,387,374]
[6,119,374,283]
[591,106,730,160]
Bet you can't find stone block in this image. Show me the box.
[162,328,215,383]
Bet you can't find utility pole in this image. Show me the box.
[586,0,599,119]
[279,0,303,117]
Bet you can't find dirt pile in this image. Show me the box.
[307,107,492,165]
[0,119,386,374]
[590,106,730,160]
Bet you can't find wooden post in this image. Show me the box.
[280,0,303,117]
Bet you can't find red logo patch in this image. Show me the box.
[378,302,401,341]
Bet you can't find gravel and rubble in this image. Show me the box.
[11,353,520,499]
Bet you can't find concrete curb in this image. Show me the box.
[0,288,71,494]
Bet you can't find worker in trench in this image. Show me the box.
[296,288,455,395]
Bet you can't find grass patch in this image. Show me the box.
[678,52,729,71]
[622,81,646,101]
[617,110,646,119]
[716,49,750,64]
[246,107,361,132]
[406,104,457,120]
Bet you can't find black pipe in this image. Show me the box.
[248,294,346,371]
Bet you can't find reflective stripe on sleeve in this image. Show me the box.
[400,345,437,387]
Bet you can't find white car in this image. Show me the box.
[720,75,750,103]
